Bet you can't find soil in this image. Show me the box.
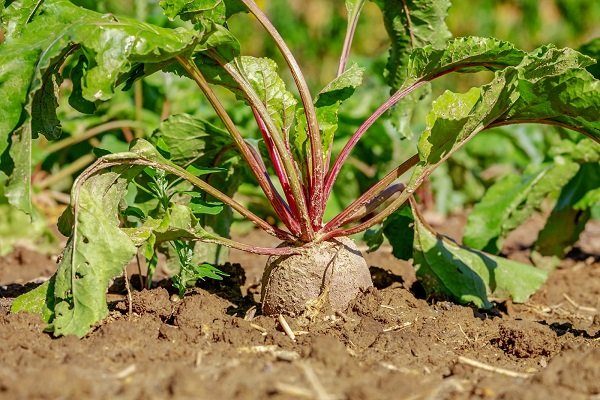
[0,217,598,400]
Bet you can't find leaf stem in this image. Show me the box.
[196,234,300,256]
[323,154,419,232]
[81,156,295,241]
[216,57,315,240]
[239,0,325,227]
[324,81,427,199]
[176,56,298,236]
[252,109,302,227]
[245,142,302,235]
[337,0,366,77]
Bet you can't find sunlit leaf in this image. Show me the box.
[413,207,547,308]
[11,278,56,323]
[51,167,139,337]
[239,56,298,138]
[152,113,232,164]
[160,0,226,24]
[372,0,451,89]
[412,45,599,189]
[0,0,197,213]
[464,159,579,253]
[535,163,600,257]
[294,62,364,162]
[402,36,526,87]
[496,47,599,141]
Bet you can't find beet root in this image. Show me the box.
[260,237,373,316]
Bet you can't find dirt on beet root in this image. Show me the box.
[0,217,598,400]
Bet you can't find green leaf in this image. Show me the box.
[239,56,298,139]
[190,198,224,215]
[317,63,365,108]
[0,42,31,157]
[171,241,227,296]
[0,0,197,213]
[410,45,599,195]
[16,165,144,336]
[122,202,199,247]
[1,0,44,39]
[363,226,384,253]
[185,165,224,177]
[413,208,547,308]
[122,218,164,247]
[464,159,579,253]
[4,126,33,213]
[535,163,600,257]
[535,208,590,259]
[291,108,310,173]
[196,22,240,62]
[50,167,138,337]
[31,67,63,141]
[151,113,232,165]
[11,277,56,323]
[68,55,97,114]
[372,0,452,89]
[363,205,415,259]
[382,205,415,260]
[293,63,364,163]
[73,22,196,101]
[160,0,226,24]
[402,36,526,87]
[497,46,600,142]
[160,0,245,30]
[417,86,487,164]
[315,62,364,154]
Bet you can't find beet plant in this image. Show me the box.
[2,0,599,337]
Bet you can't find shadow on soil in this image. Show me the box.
[543,321,600,340]
[0,282,42,299]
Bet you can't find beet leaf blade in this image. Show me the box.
[0,0,197,213]
[52,167,139,337]
[412,205,548,308]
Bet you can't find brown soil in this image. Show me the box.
[0,217,598,400]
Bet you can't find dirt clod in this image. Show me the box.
[131,288,173,319]
[494,320,559,358]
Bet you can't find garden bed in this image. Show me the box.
[1,217,598,400]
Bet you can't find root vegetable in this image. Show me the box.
[261,237,373,316]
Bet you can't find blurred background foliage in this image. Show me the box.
[1,0,598,255]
